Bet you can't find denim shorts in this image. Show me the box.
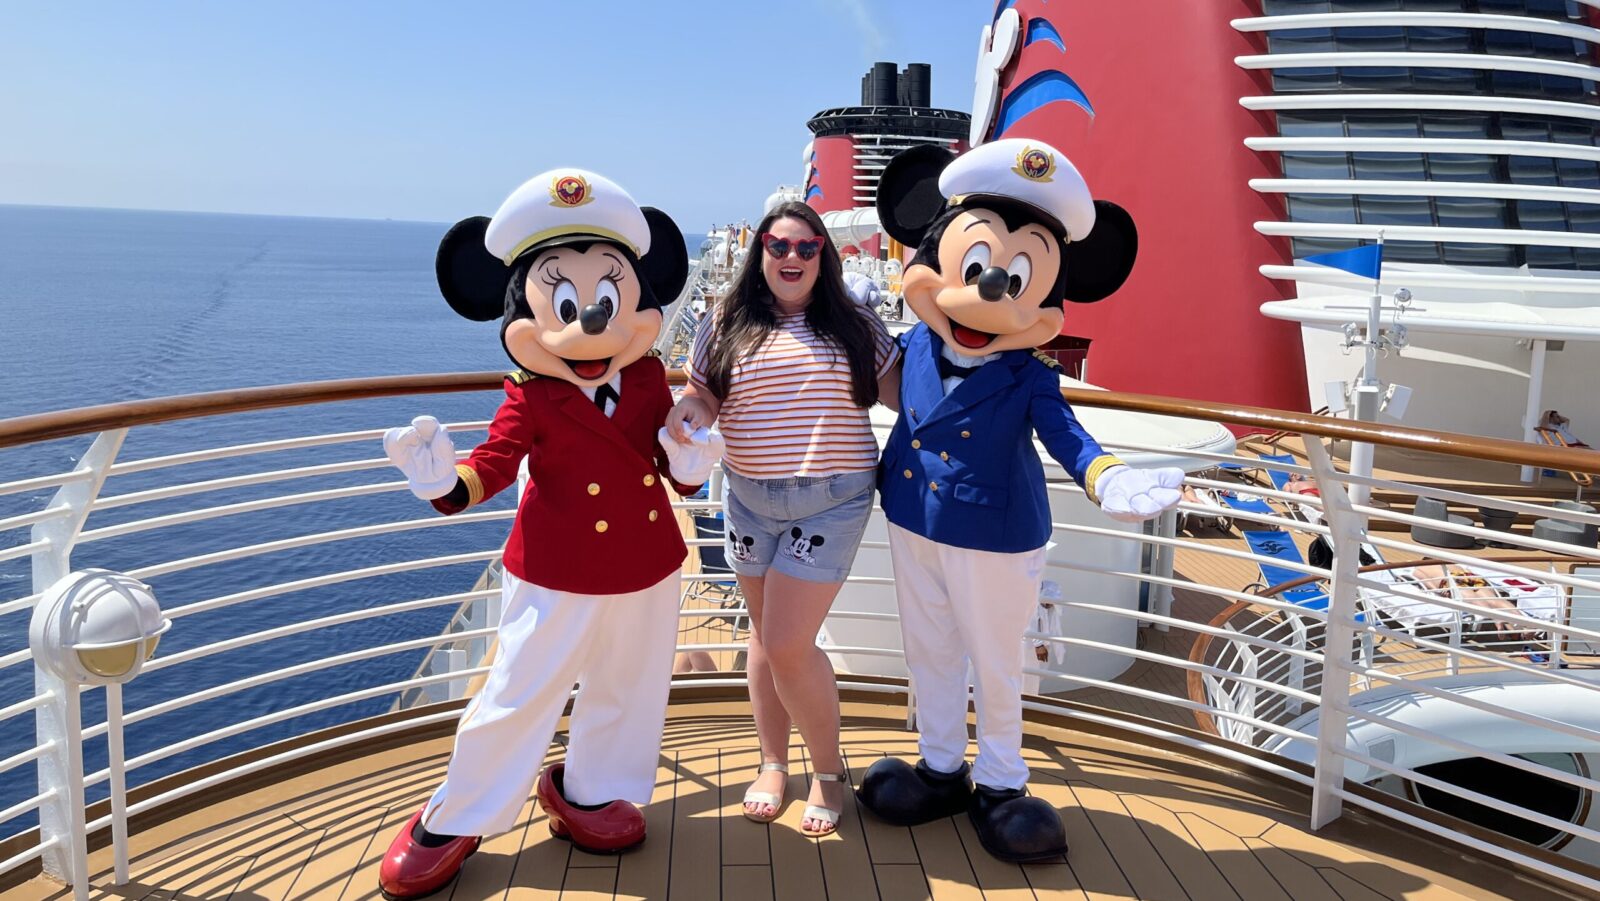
[722,469,876,583]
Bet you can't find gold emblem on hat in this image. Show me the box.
[549,174,594,208]
[1013,146,1056,183]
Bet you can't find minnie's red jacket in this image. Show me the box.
[433,356,695,595]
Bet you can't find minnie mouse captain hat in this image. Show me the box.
[939,137,1097,242]
[484,168,653,264]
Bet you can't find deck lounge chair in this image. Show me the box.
[684,512,745,635]
[1357,562,1563,658]
[1535,411,1595,488]
[1241,530,1375,667]
[1561,564,1600,656]
[1179,484,1232,532]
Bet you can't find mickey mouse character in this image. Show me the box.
[727,529,759,565]
[377,169,724,900]
[783,527,827,566]
[856,138,1184,863]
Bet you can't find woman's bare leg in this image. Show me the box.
[758,570,848,833]
[741,574,793,817]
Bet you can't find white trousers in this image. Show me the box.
[887,523,1045,790]
[422,568,681,836]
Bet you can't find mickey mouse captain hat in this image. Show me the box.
[484,168,653,264]
[939,137,1096,242]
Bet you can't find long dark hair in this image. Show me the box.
[702,202,879,407]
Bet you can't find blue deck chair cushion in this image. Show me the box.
[1242,529,1330,611]
[1257,452,1298,493]
[1220,492,1275,516]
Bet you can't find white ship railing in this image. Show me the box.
[2,374,1600,895]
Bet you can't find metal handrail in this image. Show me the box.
[5,376,1600,895]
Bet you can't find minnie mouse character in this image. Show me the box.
[377,169,723,900]
[857,139,1184,863]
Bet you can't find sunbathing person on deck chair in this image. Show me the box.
[1410,564,1536,643]
[1539,410,1590,448]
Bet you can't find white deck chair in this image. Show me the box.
[1562,564,1600,656]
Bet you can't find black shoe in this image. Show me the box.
[856,758,973,827]
[967,784,1068,863]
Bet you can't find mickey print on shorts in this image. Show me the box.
[783,527,826,566]
[728,529,758,564]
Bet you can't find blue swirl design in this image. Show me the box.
[805,184,824,201]
[1026,16,1065,52]
[995,69,1094,138]
[993,0,1018,21]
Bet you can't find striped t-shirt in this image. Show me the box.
[688,308,900,478]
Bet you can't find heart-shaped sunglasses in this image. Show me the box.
[760,233,825,262]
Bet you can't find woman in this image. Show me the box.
[669,202,899,835]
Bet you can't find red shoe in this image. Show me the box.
[536,764,646,854]
[377,808,481,900]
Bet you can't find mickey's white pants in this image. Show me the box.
[421,568,681,836]
[887,524,1046,791]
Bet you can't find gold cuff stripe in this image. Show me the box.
[1083,454,1125,505]
[456,464,485,508]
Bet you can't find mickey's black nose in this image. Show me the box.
[579,304,610,335]
[977,267,1010,302]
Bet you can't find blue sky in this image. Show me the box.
[0,1,987,229]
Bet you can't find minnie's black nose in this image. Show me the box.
[977,267,1010,302]
[579,304,609,335]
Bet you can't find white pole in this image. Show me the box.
[1347,236,1384,506]
[107,683,129,885]
[1305,437,1365,830]
[1521,339,1549,483]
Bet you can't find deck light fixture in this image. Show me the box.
[29,569,169,686]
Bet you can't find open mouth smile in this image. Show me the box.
[563,357,612,380]
[777,267,804,284]
[949,323,996,349]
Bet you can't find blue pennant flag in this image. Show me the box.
[1301,244,1382,280]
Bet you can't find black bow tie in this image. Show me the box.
[593,382,620,414]
[936,356,984,382]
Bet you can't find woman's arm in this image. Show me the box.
[668,381,721,443]
[876,357,902,412]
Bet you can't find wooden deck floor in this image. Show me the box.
[14,698,1584,901]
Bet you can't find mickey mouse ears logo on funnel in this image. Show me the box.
[1013,146,1056,182]
[549,174,594,208]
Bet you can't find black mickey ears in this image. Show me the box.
[1063,200,1139,304]
[436,216,509,322]
[876,144,957,247]
[637,207,689,312]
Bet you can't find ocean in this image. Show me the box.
[0,205,704,840]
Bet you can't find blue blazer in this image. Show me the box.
[877,324,1122,554]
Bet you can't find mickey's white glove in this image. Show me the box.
[383,415,460,500]
[1096,465,1185,523]
[657,426,725,487]
[843,271,881,308]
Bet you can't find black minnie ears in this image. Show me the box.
[435,208,691,322]
[875,144,1139,305]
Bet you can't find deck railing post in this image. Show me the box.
[30,428,127,898]
[1302,434,1364,831]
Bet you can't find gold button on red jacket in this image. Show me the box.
[432,357,695,595]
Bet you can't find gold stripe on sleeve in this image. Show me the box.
[456,464,485,508]
[1083,454,1126,506]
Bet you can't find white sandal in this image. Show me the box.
[742,762,788,823]
[801,772,847,837]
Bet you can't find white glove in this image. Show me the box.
[843,271,881,308]
[383,415,460,500]
[1096,465,1185,523]
[657,426,725,487]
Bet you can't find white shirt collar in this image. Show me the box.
[939,343,1000,370]
[579,373,624,415]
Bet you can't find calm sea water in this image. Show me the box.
[0,205,703,839]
